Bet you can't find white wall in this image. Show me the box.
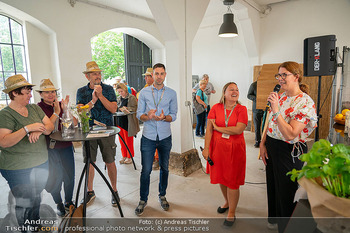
[260,0,350,64]
[192,13,251,109]
[24,22,54,101]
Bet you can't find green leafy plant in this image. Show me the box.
[287,139,350,198]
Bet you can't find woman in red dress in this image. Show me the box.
[202,82,248,227]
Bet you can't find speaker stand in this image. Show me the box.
[315,76,322,141]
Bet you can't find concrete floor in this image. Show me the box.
[0,128,275,232]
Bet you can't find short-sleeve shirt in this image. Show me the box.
[0,104,48,170]
[267,92,317,144]
[193,82,215,103]
[76,82,117,126]
[196,89,208,107]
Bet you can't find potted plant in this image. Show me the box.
[288,139,350,217]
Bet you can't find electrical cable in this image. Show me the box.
[318,75,336,113]
[245,181,266,185]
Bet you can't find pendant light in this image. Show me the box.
[218,0,238,38]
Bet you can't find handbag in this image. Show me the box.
[192,91,205,115]
[58,204,84,233]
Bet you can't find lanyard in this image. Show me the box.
[151,86,165,110]
[224,104,236,127]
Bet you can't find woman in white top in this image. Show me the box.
[260,61,317,233]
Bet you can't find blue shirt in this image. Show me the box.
[137,84,178,141]
[76,82,117,126]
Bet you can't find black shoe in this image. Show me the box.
[217,206,229,214]
[223,216,236,227]
[80,190,96,205]
[159,196,169,211]
[64,201,75,210]
[135,200,147,216]
[254,141,260,148]
[111,191,120,207]
[57,203,66,217]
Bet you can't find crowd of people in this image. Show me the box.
[0,61,317,231]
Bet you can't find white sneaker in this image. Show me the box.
[267,223,278,230]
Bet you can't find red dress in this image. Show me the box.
[207,103,248,189]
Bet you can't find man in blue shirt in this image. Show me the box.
[135,63,178,216]
[76,61,119,206]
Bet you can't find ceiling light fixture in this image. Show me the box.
[218,0,238,38]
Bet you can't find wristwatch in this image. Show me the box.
[23,126,30,137]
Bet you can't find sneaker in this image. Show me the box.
[135,200,147,216]
[267,222,278,230]
[119,157,126,164]
[80,190,96,205]
[153,160,160,170]
[111,191,120,207]
[64,201,75,211]
[124,158,132,164]
[56,203,66,217]
[254,141,260,148]
[158,196,169,211]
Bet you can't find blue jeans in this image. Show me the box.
[140,135,172,202]
[0,161,48,226]
[47,146,75,204]
[196,111,207,136]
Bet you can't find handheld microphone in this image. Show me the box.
[265,84,281,111]
[200,146,214,166]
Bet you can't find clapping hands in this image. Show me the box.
[147,109,166,121]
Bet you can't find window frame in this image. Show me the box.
[0,14,28,106]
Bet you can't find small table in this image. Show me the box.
[113,112,137,170]
[50,126,124,220]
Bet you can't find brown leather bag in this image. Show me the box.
[58,204,84,233]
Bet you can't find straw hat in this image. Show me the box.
[82,61,102,74]
[142,68,153,76]
[2,74,35,94]
[35,79,59,92]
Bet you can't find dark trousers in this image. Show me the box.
[265,136,306,233]
[196,111,207,136]
[253,109,264,142]
[47,146,75,204]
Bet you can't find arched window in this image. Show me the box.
[0,14,28,107]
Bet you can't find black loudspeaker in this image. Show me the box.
[303,35,336,76]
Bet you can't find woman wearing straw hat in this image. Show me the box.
[36,78,76,217]
[0,74,54,228]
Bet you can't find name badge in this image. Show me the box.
[222,133,230,139]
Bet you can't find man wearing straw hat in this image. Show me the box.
[76,61,119,206]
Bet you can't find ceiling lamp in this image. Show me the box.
[218,0,238,38]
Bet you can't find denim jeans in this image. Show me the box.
[196,111,207,136]
[0,161,48,226]
[47,146,75,204]
[140,135,172,202]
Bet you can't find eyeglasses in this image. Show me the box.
[275,73,293,80]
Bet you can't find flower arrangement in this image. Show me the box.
[77,105,91,133]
